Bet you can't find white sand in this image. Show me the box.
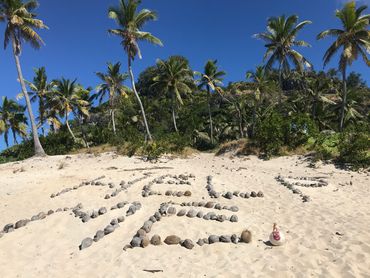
[0,152,369,277]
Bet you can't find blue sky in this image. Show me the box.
[0,0,369,150]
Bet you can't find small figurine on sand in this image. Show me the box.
[269,223,285,246]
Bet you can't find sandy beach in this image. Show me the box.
[0,152,369,278]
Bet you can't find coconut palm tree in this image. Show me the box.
[196,60,226,143]
[254,15,312,103]
[0,0,48,156]
[152,56,194,132]
[0,96,27,147]
[51,79,90,141]
[94,62,130,134]
[25,67,54,131]
[108,0,163,141]
[317,1,370,131]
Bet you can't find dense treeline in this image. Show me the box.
[0,0,369,169]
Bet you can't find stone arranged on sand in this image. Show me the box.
[164,235,181,245]
[141,236,150,248]
[15,219,29,229]
[94,230,105,242]
[80,238,93,250]
[150,235,162,246]
[230,215,238,222]
[104,225,115,235]
[3,223,14,233]
[220,235,231,243]
[98,207,107,215]
[186,209,197,218]
[130,237,142,248]
[142,221,153,233]
[182,239,194,249]
[208,235,220,244]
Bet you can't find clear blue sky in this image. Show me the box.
[0,0,369,150]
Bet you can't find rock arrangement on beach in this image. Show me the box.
[206,176,264,200]
[79,202,141,250]
[179,201,239,212]
[50,176,106,198]
[72,201,130,223]
[275,175,327,202]
[125,200,241,250]
[1,204,80,238]
[107,174,151,199]
[141,174,195,198]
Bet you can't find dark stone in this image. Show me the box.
[91,211,99,218]
[257,191,264,198]
[230,215,238,222]
[31,215,39,221]
[250,191,257,198]
[82,215,90,223]
[104,195,111,200]
[142,221,153,233]
[167,207,176,215]
[80,238,93,250]
[15,219,29,229]
[224,192,233,199]
[184,191,192,197]
[38,212,46,219]
[154,212,161,221]
[215,204,222,210]
[47,210,54,215]
[136,229,146,238]
[177,209,187,217]
[117,216,125,223]
[117,202,126,209]
[94,230,105,242]
[220,235,231,243]
[217,215,227,222]
[205,202,215,208]
[3,223,14,233]
[182,239,195,250]
[98,207,107,215]
[208,235,219,244]
[231,234,239,244]
[230,206,239,212]
[197,239,204,246]
[186,209,197,218]
[104,225,115,235]
[130,237,142,248]
[141,236,150,248]
[164,235,181,245]
[244,192,250,199]
[150,235,162,246]
[196,211,204,218]
[110,219,118,226]
[165,190,173,196]
[233,191,240,196]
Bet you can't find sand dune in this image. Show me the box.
[0,153,369,277]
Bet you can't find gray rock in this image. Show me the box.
[104,194,111,200]
[165,190,173,196]
[230,206,239,212]
[257,191,264,198]
[98,207,107,215]
[184,191,192,197]
[164,235,181,245]
[15,219,29,229]
[130,237,142,248]
[220,235,231,243]
[217,215,227,222]
[142,221,153,233]
[82,215,90,223]
[208,235,219,244]
[47,210,54,215]
[224,192,233,199]
[154,212,161,221]
[186,209,197,218]
[80,238,93,250]
[302,195,311,202]
[3,223,14,233]
[230,215,238,222]
[37,212,46,219]
[31,215,39,221]
[117,216,125,223]
[167,207,176,215]
[215,204,222,210]
[250,191,257,198]
[203,238,209,244]
[203,214,211,220]
[196,211,204,218]
[136,229,146,238]
[244,192,250,199]
[176,191,184,197]
[91,211,99,218]
[150,235,162,246]
[233,191,240,196]
[94,230,105,242]
[231,234,239,244]
[126,205,137,216]
[141,236,150,248]
[177,209,187,217]
[197,239,204,246]
[117,202,126,209]
[103,225,114,235]
[149,216,157,223]
[182,239,195,250]
[239,193,245,198]
[111,205,118,210]
[205,202,215,208]
[110,219,118,226]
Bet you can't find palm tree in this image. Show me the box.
[0,0,48,156]
[108,0,163,141]
[0,96,27,147]
[26,67,54,132]
[94,62,130,135]
[52,79,90,141]
[152,56,194,132]
[317,1,370,131]
[254,15,312,103]
[196,60,226,143]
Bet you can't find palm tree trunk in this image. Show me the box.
[65,111,76,141]
[171,94,178,133]
[111,109,117,135]
[11,35,45,156]
[339,67,347,132]
[78,116,89,149]
[128,57,153,141]
[207,86,214,144]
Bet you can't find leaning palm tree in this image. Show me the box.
[196,60,226,143]
[51,79,90,141]
[0,96,27,147]
[108,0,163,141]
[152,56,194,132]
[0,0,48,156]
[94,62,130,134]
[317,1,370,131]
[254,15,312,103]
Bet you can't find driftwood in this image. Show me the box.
[122,166,173,172]
[143,269,164,273]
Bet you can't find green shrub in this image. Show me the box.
[284,113,318,148]
[337,125,370,169]
[312,131,340,161]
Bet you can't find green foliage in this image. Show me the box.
[255,111,285,156]
[338,125,370,169]
[312,132,340,161]
[284,113,318,148]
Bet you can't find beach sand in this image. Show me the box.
[0,152,369,278]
